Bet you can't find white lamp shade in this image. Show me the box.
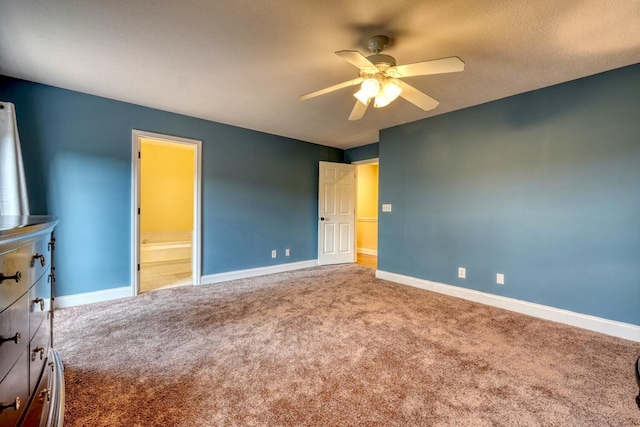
[353,89,370,105]
[360,78,380,98]
[374,80,402,108]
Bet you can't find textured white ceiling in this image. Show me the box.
[0,0,638,149]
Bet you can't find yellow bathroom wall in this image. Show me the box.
[140,139,194,232]
[356,163,378,253]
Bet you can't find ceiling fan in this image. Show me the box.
[299,35,465,121]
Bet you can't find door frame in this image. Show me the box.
[130,130,203,295]
[352,157,379,263]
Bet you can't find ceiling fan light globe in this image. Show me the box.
[374,81,402,108]
[360,78,380,98]
[353,89,370,105]
[373,97,390,108]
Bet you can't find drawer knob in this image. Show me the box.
[31,253,46,267]
[0,396,20,412]
[31,346,45,361]
[0,271,21,283]
[33,297,45,311]
[0,331,21,345]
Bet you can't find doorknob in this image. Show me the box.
[319,217,326,221]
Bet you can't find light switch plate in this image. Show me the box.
[382,204,392,212]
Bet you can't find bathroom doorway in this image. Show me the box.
[131,130,202,294]
[355,160,379,269]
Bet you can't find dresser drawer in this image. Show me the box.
[29,319,51,395]
[30,235,52,283]
[29,273,51,339]
[0,248,28,313]
[0,293,28,383]
[0,351,29,426]
[1,236,51,312]
[21,354,52,427]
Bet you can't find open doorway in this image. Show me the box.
[131,130,202,294]
[355,160,379,269]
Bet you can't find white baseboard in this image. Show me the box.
[376,270,640,342]
[52,261,318,308]
[54,286,132,309]
[201,260,318,284]
[357,248,378,256]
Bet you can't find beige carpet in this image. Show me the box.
[55,265,640,426]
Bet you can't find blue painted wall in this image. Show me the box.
[344,142,379,163]
[378,64,640,325]
[0,76,343,296]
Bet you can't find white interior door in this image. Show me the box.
[318,161,356,265]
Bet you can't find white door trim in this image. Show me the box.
[131,130,203,295]
[353,158,379,267]
[352,157,379,166]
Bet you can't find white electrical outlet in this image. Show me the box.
[497,273,505,285]
[458,267,466,279]
[271,250,277,258]
[285,248,290,256]
[382,204,392,212]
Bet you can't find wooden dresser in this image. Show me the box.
[0,216,63,427]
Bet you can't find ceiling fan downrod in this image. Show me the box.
[367,35,389,54]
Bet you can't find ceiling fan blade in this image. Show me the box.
[335,50,378,72]
[396,80,439,111]
[390,57,465,78]
[299,77,363,101]
[348,100,369,121]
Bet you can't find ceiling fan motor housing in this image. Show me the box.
[366,54,396,70]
